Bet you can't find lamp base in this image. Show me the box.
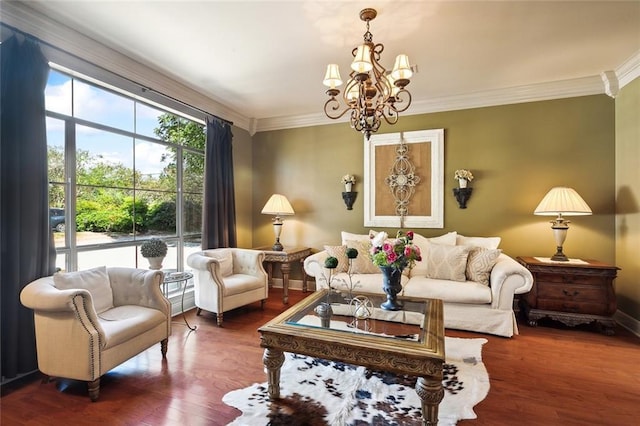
[550,248,569,262]
[272,240,283,251]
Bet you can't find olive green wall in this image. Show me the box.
[615,77,640,322]
[231,125,254,248]
[251,95,616,273]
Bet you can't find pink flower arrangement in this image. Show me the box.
[370,230,422,270]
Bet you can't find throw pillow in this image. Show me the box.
[323,245,349,273]
[411,232,457,277]
[466,247,502,286]
[341,231,371,245]
[456,235,501,250]
[425,242,472,282]
[53,266,114,314]
[206,249,233,277]
[345,240,379,274]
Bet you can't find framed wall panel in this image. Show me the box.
[364,129,444,228]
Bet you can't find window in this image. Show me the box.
[45,67,204,294]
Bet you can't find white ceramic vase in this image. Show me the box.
[147,256,165,270]
[345,182,353,192]
[458,178,468,188]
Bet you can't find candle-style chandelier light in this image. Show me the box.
[322,8,413,140]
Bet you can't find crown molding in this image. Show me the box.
[616,50,640,89]
[255,75,606,133]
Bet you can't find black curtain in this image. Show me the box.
[0,35,55,380]
[201,116,237,249]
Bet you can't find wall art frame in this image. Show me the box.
[364,129,444,228]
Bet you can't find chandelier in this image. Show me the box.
[322,8,413,139]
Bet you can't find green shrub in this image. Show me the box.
[147,201,176,231]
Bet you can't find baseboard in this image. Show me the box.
[614,310,640,337]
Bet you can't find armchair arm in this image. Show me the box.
[20,276,107,360]
[489,254,534,310]
[187,251,228,294]
[21,276,98,314]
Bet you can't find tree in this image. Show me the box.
[154,114,205,192]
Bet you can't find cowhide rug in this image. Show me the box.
[223,337,489,426]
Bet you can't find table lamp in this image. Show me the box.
[534,187,592,261]
[261,194,295,251]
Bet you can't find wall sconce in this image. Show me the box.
[453,187,473,209]
[453,169,474,209]
[341,174,357,210]
[342,191,357,210]
[534,186,592,261]
[261,194,295,251]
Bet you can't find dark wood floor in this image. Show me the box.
[2,288,639,425]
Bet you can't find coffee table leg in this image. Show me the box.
[263,348,285,399]
[416,375,444,426]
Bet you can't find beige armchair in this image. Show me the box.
[187,248,268,326]
[20,266,171,401]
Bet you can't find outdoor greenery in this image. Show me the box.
[48,113,205,235]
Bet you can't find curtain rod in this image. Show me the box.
[0,22,233,126]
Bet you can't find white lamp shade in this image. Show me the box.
[391,54,412,81]
[323,64,343,88]
[534,187,592,216]
[351,44,373,73]
[261,194,295,216]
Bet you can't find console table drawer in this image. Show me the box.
[536,283,606,302]
[536,273,606,286]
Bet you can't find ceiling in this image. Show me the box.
[16,1,640,131]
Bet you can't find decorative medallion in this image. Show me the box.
[385,139,420,220]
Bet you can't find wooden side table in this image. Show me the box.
[255,246,311,304]
[517,256,619,335]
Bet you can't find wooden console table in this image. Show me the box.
[517,256,619,335]
[255,246,311,304]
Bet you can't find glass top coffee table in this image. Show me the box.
[258,290,445,425]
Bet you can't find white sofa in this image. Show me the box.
[303,231,533,338]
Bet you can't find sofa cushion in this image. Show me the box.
[324,245,349,273]
[53,266,114,314]
[411,232,457,277]
[404,277,492,304]
[466,247,501,286]
[345,239,379,274]
[424,242,472,282]
[206,249,233,277]
[456,235,501,249]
